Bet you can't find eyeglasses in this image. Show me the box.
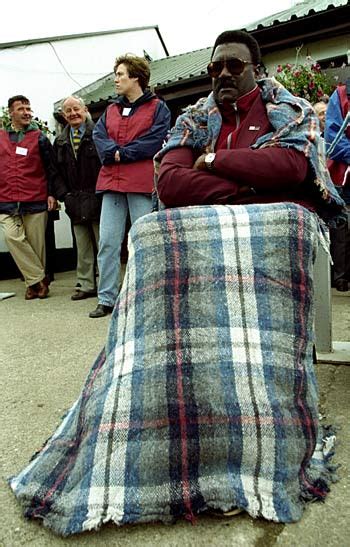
[207,58,253,78]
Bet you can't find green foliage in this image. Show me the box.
[0,106,55,135]
[274,55,337,103]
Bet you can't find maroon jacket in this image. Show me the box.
[0,129,48,202]
[96,99,160,194]
[158,89,315,211]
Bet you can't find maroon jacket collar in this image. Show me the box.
[217,88,272,150]
[235,91,272,149]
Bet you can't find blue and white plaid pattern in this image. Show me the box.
[9,203,335,536]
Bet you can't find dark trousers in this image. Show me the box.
[330,186,350,284]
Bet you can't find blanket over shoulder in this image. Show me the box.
[154,78,344,217]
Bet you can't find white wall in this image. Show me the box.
[54,206,73,249]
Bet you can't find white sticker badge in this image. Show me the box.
[16,146,28,156]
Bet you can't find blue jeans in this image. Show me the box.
[97,192,152,306]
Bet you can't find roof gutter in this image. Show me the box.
[0,25,163,50]
[256,21,350,51]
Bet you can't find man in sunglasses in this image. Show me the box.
[155,30,342,215]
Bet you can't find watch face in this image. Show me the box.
[205,153,215,167]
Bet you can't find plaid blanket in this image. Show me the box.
[9,203,336,536]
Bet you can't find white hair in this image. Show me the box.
[60,95,91,120]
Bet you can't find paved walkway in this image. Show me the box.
[0,272,349,546]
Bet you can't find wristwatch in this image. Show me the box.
[205,152,216,170]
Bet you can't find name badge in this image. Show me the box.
[16,146,28,156]
[248,126,260,131]
[122,107,131,117]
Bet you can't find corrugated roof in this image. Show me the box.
[246,0,348,30]
[150,47,211,87]
[56,47,212,108]
[57,0,349,109]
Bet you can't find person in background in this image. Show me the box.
[313,100,328,136]
[89,54,171,318]
[0,95,57,300]
[54,96,101,300]
[324,82,350,292]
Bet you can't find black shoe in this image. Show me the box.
[71,290,97,301]
[335,279,348,292]
[89,304,113,318]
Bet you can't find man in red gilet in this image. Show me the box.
[0,95,57,299]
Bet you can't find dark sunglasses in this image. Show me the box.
[207,58,253,78]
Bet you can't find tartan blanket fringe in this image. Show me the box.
[9,412,337,537]
[9,202,337,536]
[300,426,338,504]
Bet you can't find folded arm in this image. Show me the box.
[93,112,119,165]
[212,147,308,190]
[118,102,170,162]
[157,146,308,207]
[93,102,171,165]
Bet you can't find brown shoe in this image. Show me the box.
[42,275,50,287]
[37,280,49,299]
[25,285,39,300]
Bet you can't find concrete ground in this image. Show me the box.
[0,271,349,547]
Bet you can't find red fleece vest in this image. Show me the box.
[96,100,159,194]
[0,129,48,202]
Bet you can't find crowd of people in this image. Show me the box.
[1,38,348,307]
[0,55,171,315]
[3,29,348,536]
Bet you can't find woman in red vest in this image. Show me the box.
[89,55,170,318]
